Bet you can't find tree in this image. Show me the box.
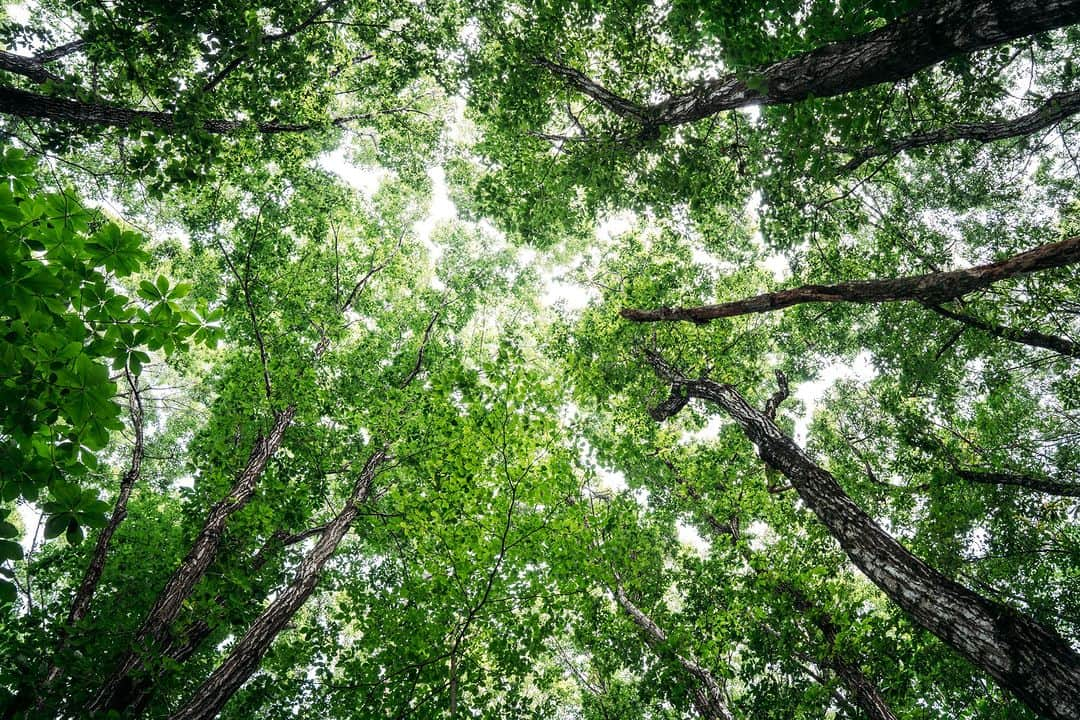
[1,2,1079,719]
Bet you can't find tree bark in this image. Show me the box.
[0,85,369,134]
[926,303,1080,359]
[646,352,1080,720]
[955,468,1080,497]
[611,580,734,720]
[0,51,62,84]
[37,373,143,699]
[89,405,297,713]
[166,448,388,720]
[541,0,1080,129]
[621,235,1080,323]
[122,525,331,715]
[843,89,1080,170]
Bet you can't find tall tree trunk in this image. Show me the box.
[646,352,1080,720]
[540,0,1080,128]
[28,374,144,715]
[89,406,297,713]
[621,235,1080,323]
[673,456,898,720]
[166,448,388,720]
[123,526,330,715]
[611,580,735,720]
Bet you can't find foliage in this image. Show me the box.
[0,2,1078,719]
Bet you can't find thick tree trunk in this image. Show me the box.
[646,352,1080,720]
[166,448,388,720]
[621,235,1080,323]
[844,89,1080,170]
[89,406,297,713]
[541,0,1080,128]
[611,581,734,720]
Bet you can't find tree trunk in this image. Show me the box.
[541,0,1080,128]
[33,374,144,708]
[646,352,1080,720]
[611,580,734,720]
[122,526,330,715]
[166,448,388,720]
[621,235,1080,323]
[89,406,297,713]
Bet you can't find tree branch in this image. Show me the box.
[201,0,346,93]
[541,0,1080,128]
[926,303,1079,359]
[844,89,1080,170]
[622,235,1080,323]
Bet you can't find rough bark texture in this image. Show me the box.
[0,51,61,84]
[612,581,734,720]
[646,352,1080,720]
[166,448,388,720]
[621,235,1080,323]
[844,89,1080,170]
[926,303,1080,359]
[89,406,297,713]
[542,0,1080,128]
[123,525,330,715]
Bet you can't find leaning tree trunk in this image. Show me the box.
[166,448,388,720]
[540,0,1080,128]
[40,373,144,694]
[646,352,1080,720]
[611,581,735,720]
[89,405,297,713]
[621,235,1080,323]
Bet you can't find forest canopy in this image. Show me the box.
[0,1,1079,719]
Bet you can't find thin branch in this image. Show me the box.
[843,89,1080,171]
[926,303,1079,359]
